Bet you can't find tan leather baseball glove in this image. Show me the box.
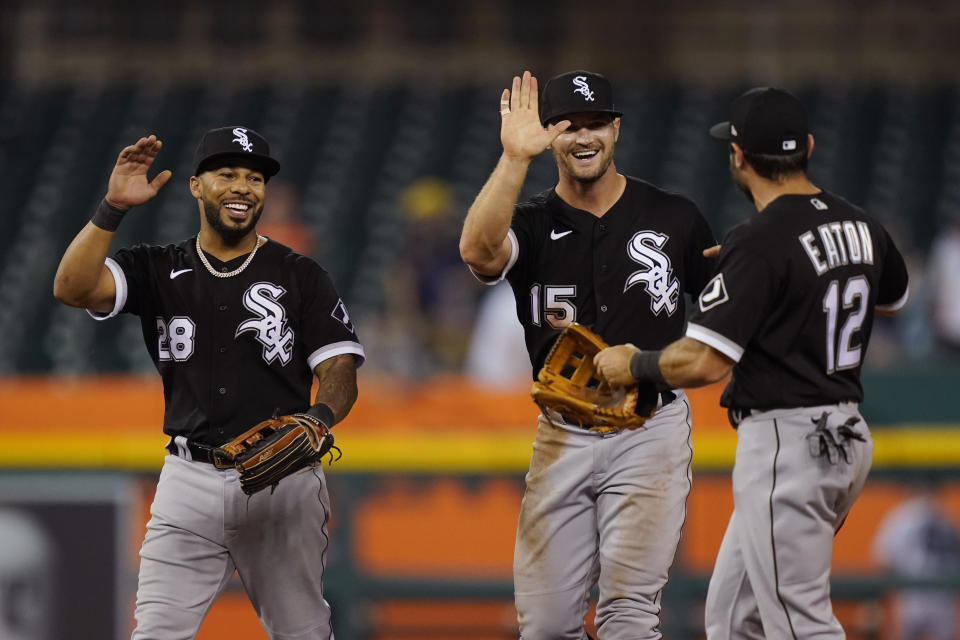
[214,413,339,495]
[531,323,656,434]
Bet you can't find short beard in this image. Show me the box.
[202,199,263,244]
[554,147,614,184]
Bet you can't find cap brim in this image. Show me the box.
[709,121,731,140]
[540,108,623,126]
[196,152,280,178]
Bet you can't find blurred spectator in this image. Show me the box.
[927,213,960,359]
[0,509,56,640]
[465,281,530,391]
[368,177,480,379]
[256,180,316,256]
[873,479,960,640]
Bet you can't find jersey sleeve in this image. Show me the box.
[467,228,520,286]
[683,203,719,295]
[504,203,537,284]
[467,202,535,286]
[297,258,365,370]
[684,225,779,362]
[875,226,910,313]
[86,244,153,320]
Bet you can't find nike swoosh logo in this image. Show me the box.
[550,229,573,240]
[169,268,193,280]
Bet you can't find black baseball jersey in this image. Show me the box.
[686,191,909,410]
[93,237,364,446]
[495,176,716,376]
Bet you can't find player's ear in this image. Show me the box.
[806,134,815,159]
[613,116,621,142]
[730,143,745,169]
[189,175,202,199]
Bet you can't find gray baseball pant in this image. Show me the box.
[131,454,334,640]
[514,393,693,639]
[705,403,872,639]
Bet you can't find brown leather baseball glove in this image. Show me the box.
[213,413,339,495]
[531,323,656,434]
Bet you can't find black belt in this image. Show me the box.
[558,390,677,430]
[631,389,678,420]
[166,439,231,468]
[659,390,677,408]
[727,401,859,428]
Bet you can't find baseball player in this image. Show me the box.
[53,127,364,639]
[595,87,910,638]
[459,70,716,639]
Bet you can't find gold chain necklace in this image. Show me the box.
[195,235,266,278]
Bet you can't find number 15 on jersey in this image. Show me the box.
[530,284,578,330]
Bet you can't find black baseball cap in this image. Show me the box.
[539,70,623,126]
[193,126,280,179]
[709,87,808,155]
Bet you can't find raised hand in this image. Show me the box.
[499,71,571,162]
[105,135,173,211]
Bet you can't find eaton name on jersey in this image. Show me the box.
[798,220,874,276]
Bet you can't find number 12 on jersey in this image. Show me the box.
[530,284,578,330]
[822,276,869,374]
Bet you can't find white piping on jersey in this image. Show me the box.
[86,257,128,321]
[307,341,366,371]
[195,235,266,278]
[876,285,909,314]
[686,322,744,363]
[468,228,520,286]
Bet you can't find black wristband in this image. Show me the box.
[305,402,336,428]
[629,350,667,386]
[91,199,128,232]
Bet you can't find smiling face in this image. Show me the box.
[549,112,620,183]
[190,165,266,243]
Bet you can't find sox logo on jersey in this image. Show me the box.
[624,230,679,316]
[236,282,294,364]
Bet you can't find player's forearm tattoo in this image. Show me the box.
[313,354,358,424]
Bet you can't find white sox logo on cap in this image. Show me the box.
[232,128,254,152]
[572,76,595,102]
[539,70,620,126]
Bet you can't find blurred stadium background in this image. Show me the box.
[1,1,960,638]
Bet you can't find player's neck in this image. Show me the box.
[555,169,626,218]
[751,174,820,212]
[197,228,261,261]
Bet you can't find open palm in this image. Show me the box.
[500,71,570,161]
[105,135,173,210]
